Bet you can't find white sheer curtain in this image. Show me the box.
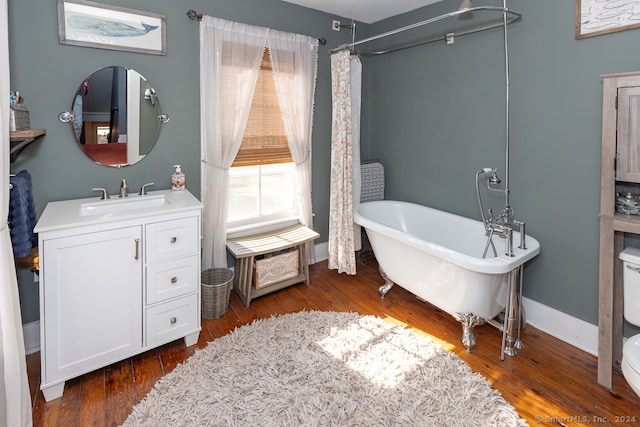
[199,17,267,269]
[268,30,318,262]
[0,0,33,425]
[200,18,319,269]
[328,51,361,275]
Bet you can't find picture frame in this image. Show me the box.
[576,0,640,39]
[57,0,166,55]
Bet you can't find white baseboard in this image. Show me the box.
[522,297,598,356]
[314,241,328,263]
[23,243,598,358]
[23,321,40,355]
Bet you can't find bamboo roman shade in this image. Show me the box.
[232,49,292,167]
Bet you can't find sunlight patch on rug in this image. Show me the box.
[121,311,528,427]
[381,315,457,351]
[317,319,430,388]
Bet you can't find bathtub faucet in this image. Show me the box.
[487,204,529,257]
[484,217,515,258]
[498,206,527,253]
[476,168,527,257]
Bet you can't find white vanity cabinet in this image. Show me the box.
[35,190,202,401]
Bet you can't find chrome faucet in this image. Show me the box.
[484,207,516,257]
[482,218,514,258]
[92,187,110,200]
[476,168,528,258]
[138,182,155,196]
[119,179,128,198]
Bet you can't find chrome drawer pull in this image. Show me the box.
[134,238,140,260]
[170,236,177,243]
[170,316,177,324]
[171,276,178,284]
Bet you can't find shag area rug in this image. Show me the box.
[122,311,527,426]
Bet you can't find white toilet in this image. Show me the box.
[618,247,640,398]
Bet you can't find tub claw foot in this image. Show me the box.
[454,312,486,352]
[378,267,394,298]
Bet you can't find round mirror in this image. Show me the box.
[70,66,163,167]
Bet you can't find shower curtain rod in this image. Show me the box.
[360,15,509,56]
[186,9,327,45]
[329,5,520,54]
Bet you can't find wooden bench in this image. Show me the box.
[226,224,319,307]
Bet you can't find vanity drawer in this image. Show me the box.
[146,294,199,348]
[146,255,199,305]
[146,216,199,263]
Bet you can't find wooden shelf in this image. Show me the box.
[10,129,45,162]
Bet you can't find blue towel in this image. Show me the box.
[9,170,37,258]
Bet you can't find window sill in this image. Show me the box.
[227,217,300,239]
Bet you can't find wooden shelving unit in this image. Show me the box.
[598,71,640,388]
[10,129,45,162]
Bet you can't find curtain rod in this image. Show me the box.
[330,6,521,54]
[186,9,203,21]
[186,9,327,46]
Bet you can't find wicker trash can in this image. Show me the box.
[201,268,234,319]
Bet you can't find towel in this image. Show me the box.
[9,170,37,258]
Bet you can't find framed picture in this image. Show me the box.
[57,0,166,55]
[576,0,640,39]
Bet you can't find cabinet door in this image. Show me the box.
[617,86,640,182]
[42,226,142,384]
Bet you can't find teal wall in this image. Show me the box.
[8,0,365,323]
[10,0,640,332]
[363,0,640,329]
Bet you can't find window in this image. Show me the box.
[228,49,297,228]
[96,125,110,144]
[228,163,296,223]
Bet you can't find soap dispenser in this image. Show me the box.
[172,165,185,191]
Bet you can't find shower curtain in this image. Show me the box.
[0,0,33,425]
[328,51,362,275]
[199,17,318,269]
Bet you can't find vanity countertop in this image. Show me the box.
[35,189,202,233]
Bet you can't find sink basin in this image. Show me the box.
[80,194,167,216]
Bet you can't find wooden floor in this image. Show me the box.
[28,257,640,426]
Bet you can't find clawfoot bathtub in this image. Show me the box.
[354,200,540,354]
